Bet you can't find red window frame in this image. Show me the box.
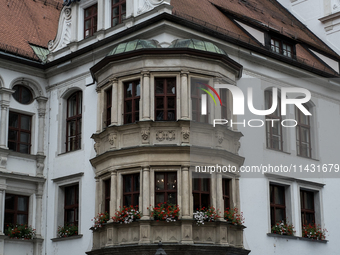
[296,105,312,158]
[223,179,230,210]
[124,80,140,124]
[66,91,82,152]
[123,173,140,207]
[104,179,111,214]
[300,190,315,226]
[191,78,208,123]
[192,178,210,210]
[155,172,177,204]
[265,91,283,151]
[155,78,176,121]
[106,87,112,127]
[8,112,32,154]
[4,194,29,227]
[84,4,98,38]
[270,184,286,227]
[64,184,79,226]
[112,0,126,27]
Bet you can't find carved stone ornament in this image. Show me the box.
[166,130,176,141]
[137,0,168,14]
[181,128,190,140]
[94,142,100,154]
[156,131,165,141]
[216,133,224,144]
[141,128,150,140]
[0,155,8,168]
[48,7,72,52]
[108,133,117,146]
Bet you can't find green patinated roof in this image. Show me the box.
[169,39,227,55]
[107,39,159,56]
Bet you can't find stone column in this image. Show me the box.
[181,166,191,219]
[180,71,189,119]
[0,88,14,149]
[141,166,150,220]
[216,173,224,218]
[211,175,217,209]
[141,72,150,120]
[95,179,101,215]
[36,97,48,155]
[97,0,105,31]
[96,89,103,132]
[0,179,6,234]
[110,170,117,218]
[111,78,118,125]
[35,183,43,237]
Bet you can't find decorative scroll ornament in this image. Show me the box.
[141,128,150,141]
[48,7,72,52]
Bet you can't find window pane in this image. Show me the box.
[126,83,132,98]
[125,100,132,113]
[156,98,164,109]
[167,173,177,190]
[125,114,132,123]
[85,8,91,18]
[133,194,139,206]
[4,213,14,225]
[121,3,126,13]
[133,174,140,192]
[17,214,27,225]
[201,194,209,208]
[155,81,164,94]
[155,174,165,190]
[202,179,209,192]
[167,80,176,94]
[21,87,32,104]
[8,130,17,141]
[124,176,132,192]
[304,192,314,210]
[124,195,131,206]
[65,187,75,206]
[19,144,29,154]
[167,193,176,204]
[68,121,76,136]
[112,18,118,27]
[193,193,200,210]
[275,208,285,223]
[5,195,15,210]
[112,0,119,5]
[168,98,175,109]
[274,186,285,205]
[17,196,28,211]
[193,179,199,191]
[167,110,175,121]
[135,83,140,97]
[155,111,164,121]
[8,142,16,151]
[68,94,77,117]
[156,193,165,204]
[85,20,91,30]
[112,7,119,16]
[20,115,31,130]
[9,112,18,128]
[66,209,75,224]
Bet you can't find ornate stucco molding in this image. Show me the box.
[137,0,171,15]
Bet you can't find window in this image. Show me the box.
[8,112,32,154]
[221,89,228,120]
[223,179,230,210]
[123,174,140,207]
[270,38,293,58]
[296,105,311,158]
[265,90,283,151]
[104,179,111,214]
[300,190,315,225]
[270,184,286,227]
[4,194,29,227]
[155,172,177,204]
[191,78,208,123]
[112,0,126,27]
[193,178,210,210]
[124,81,140,124]
[155,78,176,121]
[12,85,33,104]
[84,4,98,38]
[106,87,112,127]
[66,91,82,152]
[64,184,79,226]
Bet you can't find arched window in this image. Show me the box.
[66,91,82,152]
[265,90,283,151]
[12,85,33,104]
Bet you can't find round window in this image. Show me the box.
[12,85,33,104]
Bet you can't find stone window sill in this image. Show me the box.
[267,233,328,243]
[51,234,83,242]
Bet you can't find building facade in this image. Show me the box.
[0,0,339,255]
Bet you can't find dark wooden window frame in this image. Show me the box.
[192,178,210,210]
[265,90,283,151]
[64,184,79,226]
[123,173,140,207]
[66,91,82,152]
[4,194,29,226]
[296,105,312,158]
[221,89,228,120]
[84,4,98,38]
[104,179,111,214]
[12,85,33,104]
[8,112,32,154]
[270,184,286,227]
[155,77,176,121]
[300,189,315,226]
[106,87,112,127]
[124,80,140,124]
[270,37,294,58]
[155,172,177,204]
[222,179,230,210]
[111,0,126,27]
